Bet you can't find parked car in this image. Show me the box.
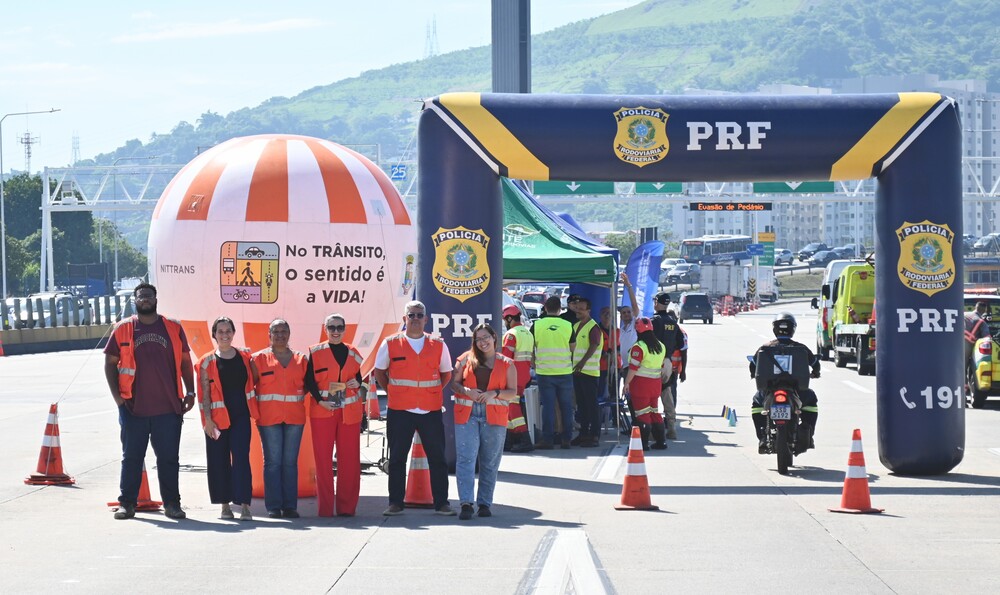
[774,248,794,266]
[962,234,976,255]
[20,291,92,327]
[807,250,838,267]
[665,263,701,284]
[522,302,543,321]
[831,246,857,259]
[519,291,548,306]
[797,242,831,262]
[973,233,1000,253]
[673,292,714,324]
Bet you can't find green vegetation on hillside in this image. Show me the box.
[87,0,998,169]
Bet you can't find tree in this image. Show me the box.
[603,232,638,265]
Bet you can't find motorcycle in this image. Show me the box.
[747,353,814,475]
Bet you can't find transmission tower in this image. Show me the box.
[18,132,40,173]
[425,16,439,58]
[71,132,81,165]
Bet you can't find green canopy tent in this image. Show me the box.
[501,178,616,285]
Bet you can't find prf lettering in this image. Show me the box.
[896,308,960,333]
[686,121,771,151]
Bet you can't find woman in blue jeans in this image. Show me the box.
[450,324,518,521]
[251,319,308,519]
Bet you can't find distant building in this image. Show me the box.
[672,74,998,251]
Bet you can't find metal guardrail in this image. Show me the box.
[2,294,133,330]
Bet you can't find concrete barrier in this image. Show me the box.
[0,325,113,356]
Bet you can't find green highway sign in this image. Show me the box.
[635,182,682,194]
[753,181,835,193]
[533,181,615,195]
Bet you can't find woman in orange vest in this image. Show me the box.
[450,323,518,521]
[252,319,308,519]
[305,313,364,517]
[624,317,668,450]
[197,316,258,520]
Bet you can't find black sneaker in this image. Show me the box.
[282,509,300,519]
[114,504,136,520]
[459,504,474,521]
[758,440,768,455]
[164,503,186,520]
[477,505,492,518]
[268,510,283,518]
[535,441,554,450]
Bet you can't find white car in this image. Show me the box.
[774,249,794,266]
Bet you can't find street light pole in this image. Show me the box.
[1,108,61,298]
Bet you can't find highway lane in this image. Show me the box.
[2,307,1000,594]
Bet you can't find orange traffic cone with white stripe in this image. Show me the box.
[108,465,163,512]
[829,429,884,514]
[25,403,75,485]
[366,388,381,421]
[614,426,659,511]
[403,433,433,508]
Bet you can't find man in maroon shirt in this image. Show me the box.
[104,283,195,520]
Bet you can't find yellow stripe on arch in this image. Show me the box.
[830,92,942,181]
[439,92,550,180]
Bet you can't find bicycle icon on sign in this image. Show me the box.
[233,289,250,301]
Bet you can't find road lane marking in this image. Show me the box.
[842,380,873,394]
[591,444,626,480]
[517,529,614,595]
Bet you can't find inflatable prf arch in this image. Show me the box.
[418,92,962,475]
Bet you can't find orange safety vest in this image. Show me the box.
[384,333,445,411]
[965,315,986,345]
[600,327,622,371]
[113,316,186,401]
[308,342,364,425]
[252,349,308,426]
[196,348,255,429]
[453,351,512,427]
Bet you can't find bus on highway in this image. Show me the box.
[679,234,752,264]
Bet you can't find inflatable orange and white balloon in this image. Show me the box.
[149,134,416,367]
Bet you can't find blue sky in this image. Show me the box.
[0,0,641,171]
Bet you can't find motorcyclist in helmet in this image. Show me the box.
[749,312,821,455]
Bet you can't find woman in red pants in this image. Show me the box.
[623,318,668,451]
[305,313,364,517]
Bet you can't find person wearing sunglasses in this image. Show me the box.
[373,301,455,517]
[304,313,364,517]
[450,323,518,520]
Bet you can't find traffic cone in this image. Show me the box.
[403,433,434,508]
[366,389,381,421]
[728,409,738,426]
[829,429,884,514]
[614,426,659,511]
[107,465,163,512]
[24,403,75,486]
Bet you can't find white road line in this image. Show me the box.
[988,448,1000,458]
[530,530,610,595]
[842,380,873,394]
[592,444,626,480]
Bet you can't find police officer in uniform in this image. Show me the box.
[651,292,685,440]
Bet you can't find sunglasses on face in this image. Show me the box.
[407,312,425,319]
[326,324,346,332]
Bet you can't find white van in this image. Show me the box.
[811,259,864,359]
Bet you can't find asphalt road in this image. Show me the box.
[2,303,999,594]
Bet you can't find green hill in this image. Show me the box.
[91,0,999,165]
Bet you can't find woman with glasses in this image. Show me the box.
[449,323,518,521]
[197,316,258,520]
[251,319,308,518]
[304,313,365,517]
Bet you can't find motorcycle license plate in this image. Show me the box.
[770,404,791,420]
